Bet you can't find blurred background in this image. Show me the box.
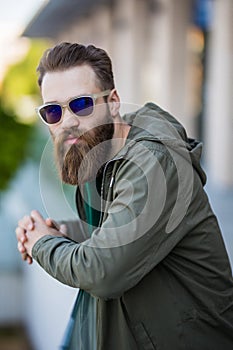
[0,0,232,349]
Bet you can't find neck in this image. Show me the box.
[111,114,131,156]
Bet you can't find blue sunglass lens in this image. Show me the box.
[40,105,62,124]
[69,97,94,117]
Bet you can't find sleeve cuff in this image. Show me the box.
[32,235,70,258]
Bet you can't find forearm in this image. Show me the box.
[32,235,82,287]
[31,216,169,300]
[31,232,142,298]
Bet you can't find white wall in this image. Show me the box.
[0,272,23,324]
[205,0,233,186]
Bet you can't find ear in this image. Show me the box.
[108,89,120,117]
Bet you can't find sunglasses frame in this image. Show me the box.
[36,89,111,126]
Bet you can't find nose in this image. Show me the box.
[61,107,80,129]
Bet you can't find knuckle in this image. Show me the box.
[15,227,23,238]
[17,242,22,251]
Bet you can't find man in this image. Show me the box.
[16,43,233,350]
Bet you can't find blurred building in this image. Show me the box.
[1,1,232,349]
[23,0,233,186]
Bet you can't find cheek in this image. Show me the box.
[49,125,60,140]
[91,103,111,127]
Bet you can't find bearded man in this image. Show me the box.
[16,43,233,350]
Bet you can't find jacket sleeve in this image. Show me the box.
[32,141,196,299]
[58,219,88,243]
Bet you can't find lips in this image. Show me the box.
[65,135,79,145]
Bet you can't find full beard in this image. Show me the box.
[54,121,114,185]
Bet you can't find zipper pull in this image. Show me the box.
[109,176,114,188]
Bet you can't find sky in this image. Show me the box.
[0,0,47,81]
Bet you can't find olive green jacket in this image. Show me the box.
[32,103,233,349]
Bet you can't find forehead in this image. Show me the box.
[41,65,99,103]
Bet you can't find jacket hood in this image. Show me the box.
[121,102,207,185]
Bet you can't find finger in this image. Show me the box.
[45,218,60,230]
[21,252,28,261]
[18,215,33,229]
[18,215,34,231]
[21,251,33,264]
[15,227,27,243]
[30,210,45,223]
[18,241,26,254]
[27,256,33,265]
[45,218,53,227]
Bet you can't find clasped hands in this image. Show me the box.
[16,210,67,264]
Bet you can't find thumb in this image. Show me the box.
[45,218,53,227]
[30,210,45,223]
[45,218,60,231]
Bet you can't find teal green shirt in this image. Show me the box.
[60,177,102,350]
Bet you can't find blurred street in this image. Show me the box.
[206,179,233,267]
[206,182,233,267]
[0,326,33,350]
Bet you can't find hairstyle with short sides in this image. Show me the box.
[37,42,115,92]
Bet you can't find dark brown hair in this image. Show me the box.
[37,42,115,91]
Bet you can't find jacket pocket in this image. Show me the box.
[132,322,157,350]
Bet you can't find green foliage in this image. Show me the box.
[2,40,49,113]
[0,39,50,191]
[0,101,33,190]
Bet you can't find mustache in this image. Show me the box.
[56,127,87,145]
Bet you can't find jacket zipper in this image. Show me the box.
[98,157,123,227]
[97,138,141,227]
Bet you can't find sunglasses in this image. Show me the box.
[36,89,111,125]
